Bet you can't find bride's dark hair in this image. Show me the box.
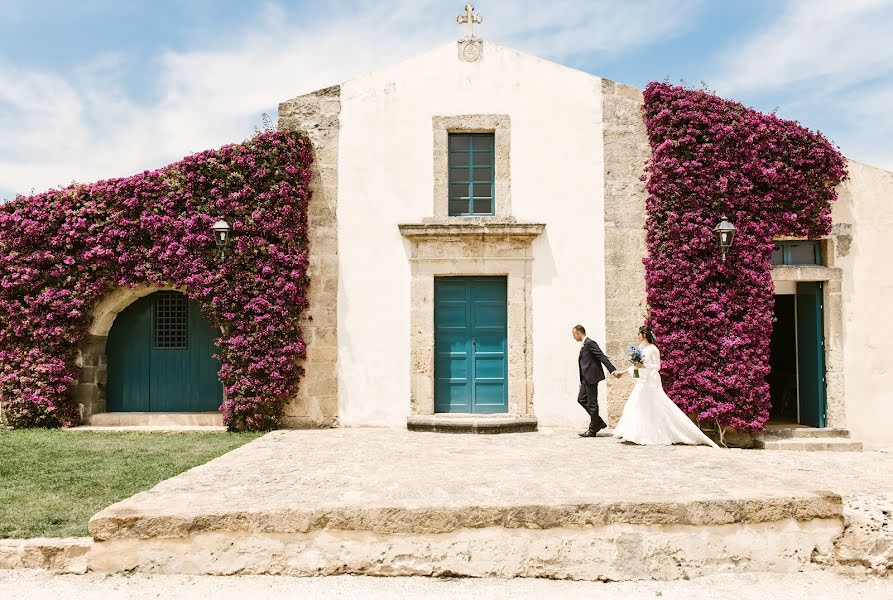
[638,325,655,344]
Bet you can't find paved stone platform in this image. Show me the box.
[87,429,893,580]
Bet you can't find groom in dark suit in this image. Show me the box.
[572,324,617,437]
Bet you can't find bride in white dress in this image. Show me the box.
[613,327,718,448]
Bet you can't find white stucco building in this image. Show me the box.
[274,39,893,448]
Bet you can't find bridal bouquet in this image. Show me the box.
[628,345,644,378]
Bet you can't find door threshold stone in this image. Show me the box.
[406,414,537,433]
[87,412,224,427]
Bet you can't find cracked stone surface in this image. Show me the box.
[0,538,91,573]
[827,493,893,575]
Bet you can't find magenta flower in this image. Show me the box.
[0,130,314,431]
[642,82,847,432]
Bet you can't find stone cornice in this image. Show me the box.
[398,220,545,241]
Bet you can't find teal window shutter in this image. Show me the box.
[448,133,495,216]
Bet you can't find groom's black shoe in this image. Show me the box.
[580,423,607,438]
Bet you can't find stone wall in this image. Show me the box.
[600,79,650,424]
[71,335,108,421]
[278,86,341,428]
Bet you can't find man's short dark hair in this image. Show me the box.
[573,325,586,335]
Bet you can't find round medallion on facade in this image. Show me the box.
[461,40,482,62]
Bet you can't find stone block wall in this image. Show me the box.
[601,79,650,424]
[278,86,341,427]
[71,334,108,421]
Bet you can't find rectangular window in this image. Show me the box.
[771,240,822,266]
[448,133,494,216]
[153,293,188,349]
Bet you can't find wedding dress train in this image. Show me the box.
[613,343,718,447]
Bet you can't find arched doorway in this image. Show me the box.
[106,291,223,412]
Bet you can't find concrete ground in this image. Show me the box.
[1,570,891,599]
[92,427,893,529]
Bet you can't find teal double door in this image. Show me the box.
[106,292,223,412]
[796,282,827,428]
[434,277,508,414]
[768,281,827,427]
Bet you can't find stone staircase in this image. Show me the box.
[755,427,863,452]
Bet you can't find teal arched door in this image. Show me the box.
[106,292,223,412]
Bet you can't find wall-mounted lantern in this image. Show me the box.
[212,219,231,259]
[713,216,736,262]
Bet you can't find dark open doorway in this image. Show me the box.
[768,282,827,427]
[768,295,798,422]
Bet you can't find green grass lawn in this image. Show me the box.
[0,429,263,539]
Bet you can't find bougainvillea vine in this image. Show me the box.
[641,82,847,432]
[0,130,313,431]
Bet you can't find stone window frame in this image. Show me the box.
[432,115,511,220]
[771,236,829,267]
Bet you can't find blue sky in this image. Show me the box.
[2,0,892,200]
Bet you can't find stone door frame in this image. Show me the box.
[771,265,844,428]
[399,222,544,417]
[73,284,210,421]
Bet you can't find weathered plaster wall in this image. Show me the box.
[336,43,607,427]
[833,160,893,449]
[278,86,341,428]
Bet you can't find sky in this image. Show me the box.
[1,0,892,201]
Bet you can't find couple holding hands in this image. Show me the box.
[572,324,717,448]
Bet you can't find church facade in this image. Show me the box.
[275,41,893,448]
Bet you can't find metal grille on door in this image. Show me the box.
[153,292,188,349]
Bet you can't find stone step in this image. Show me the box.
[760,428,852,440]
[87,491,845,580]
[755,438,863,452]
[88,412,223,427]
[72,425,227,432]
[406,414,537,434]
[0,537,91,573]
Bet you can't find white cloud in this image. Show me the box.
[0,0,699,199]
[715,0,893,94]
[710,0,893,171]
[830,82,893,169]
[485,0,700,58]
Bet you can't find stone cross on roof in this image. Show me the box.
[457,4,482,41]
